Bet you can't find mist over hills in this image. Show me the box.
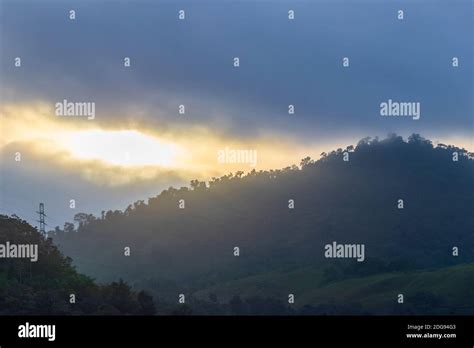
[45,134,474,312]
[0,215,156,315]
[0,133,472,314]
[45,134,474,314]
[1,0,472,319]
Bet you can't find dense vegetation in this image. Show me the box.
[3,134,473,314]
[52,134,474,314]
[0,215,156,315]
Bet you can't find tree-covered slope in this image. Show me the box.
[0,215,155,315]
[50,134,474,313]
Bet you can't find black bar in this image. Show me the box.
[0,316,473,346]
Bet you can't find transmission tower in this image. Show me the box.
[37,203,46,235]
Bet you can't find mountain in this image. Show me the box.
[50,134,474,314]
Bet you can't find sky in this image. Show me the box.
[0,0,472,228]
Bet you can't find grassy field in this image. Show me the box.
[193,263,474,314]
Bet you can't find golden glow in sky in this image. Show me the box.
[2,102,471,187]
[0,102,330,186]
[63,130,181,167]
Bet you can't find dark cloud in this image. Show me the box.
[1,0,471,138]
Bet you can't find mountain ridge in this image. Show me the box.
[48,133,474,314]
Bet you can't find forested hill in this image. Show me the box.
[0,215,155,315]
[51,134,474,312]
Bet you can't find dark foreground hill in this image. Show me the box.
[50,134,474,314]
[0,215,155,315]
